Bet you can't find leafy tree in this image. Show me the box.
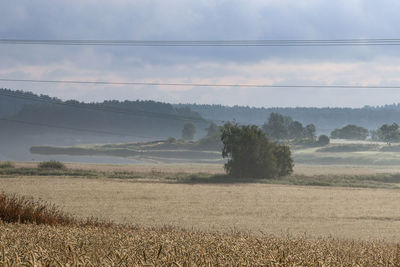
[330,124,369,140]
[262,113,289,140]
[304,124,316,140]
[370,130,379,141]
[182,122,196,140]
[196,123,222,150]
[288,121,304,139]
[205,122,219,137]
[378,123,400,144]
[317,135,330,146]
[221,123,293,178]
[273,145,294,176]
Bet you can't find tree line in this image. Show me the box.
[330,123,400,144]
[177,103,400,133]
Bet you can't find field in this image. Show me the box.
[2,163,400,241]
[30,138,400,166]
[3,162,400,265]
[2,223,400,266]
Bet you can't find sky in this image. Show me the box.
[1,0,400,108]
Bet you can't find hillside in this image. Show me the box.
[0,88,208,161]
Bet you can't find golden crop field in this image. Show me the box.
[2,223,400,266]
[3,162,400,265]
[2,171,400,241]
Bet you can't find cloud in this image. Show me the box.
[1,0,400,107]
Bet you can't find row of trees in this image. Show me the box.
[261,113,330,146]
[262,113,316,141]
[330,123,400,144]
[181,112,329,146]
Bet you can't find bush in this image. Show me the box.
[221,123,293,179]
[0,161,15,169]
[38,160,66,170]
[317,135,330,146]
[167,137,176,143]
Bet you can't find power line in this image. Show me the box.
[2,78,400,89]
[2,38,400,46]
[0,118,164,139]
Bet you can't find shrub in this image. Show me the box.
[38,160,66,170]
[167,137,176,143]
[0,161,15,169]
[317,135,330,146]
[221,123,293,179]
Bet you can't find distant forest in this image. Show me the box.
[0,88,206,161]
[176,103,400,134]
[0,88,206,137]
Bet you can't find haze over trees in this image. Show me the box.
[178,103,400,134]
[5,87,400,162]
[181,123,196,140]
[0,88,207,161]
[262,112,316,142]
[221,123,293,178]
[377,123,400,144]
[330,124,369,140]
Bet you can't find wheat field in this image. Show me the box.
[2,222,400,266]
[2,175,400,241]
[3,163,400,265]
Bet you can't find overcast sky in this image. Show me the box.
[1,0,400,108]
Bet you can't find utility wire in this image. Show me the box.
[2,38,400,46]
[0,118,164,139]
[2,78,400,89]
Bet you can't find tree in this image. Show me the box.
[304,124,316,140]
[182,122,196,140]
[221,123,293,178]
[330,124,369,140]
[273,145,294,176]
[262,113,290,140]
[378,123,400,144]
[288,121,304,139]
[197,123,222,150]
[205,122,219,137]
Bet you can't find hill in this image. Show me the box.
[0,88,208,161]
